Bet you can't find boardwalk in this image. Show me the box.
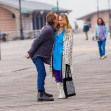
[0,33,111,111]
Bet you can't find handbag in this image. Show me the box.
[96,36,101,41]
[92,36,101,41]
[63,65,76,98]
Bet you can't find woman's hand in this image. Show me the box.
[94,38,97,41]
[25,53,31,59]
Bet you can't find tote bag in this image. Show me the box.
[63,65,76,98]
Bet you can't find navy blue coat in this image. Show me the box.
[28,25,56,64]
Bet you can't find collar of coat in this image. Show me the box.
[63,29,73,41]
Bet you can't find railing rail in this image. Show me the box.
[1,30,40,41]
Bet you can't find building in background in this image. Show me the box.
[77,9,110,33]
[0,0,71,39]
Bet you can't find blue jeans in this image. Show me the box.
[32,57,46,92]
[97,39,106,57]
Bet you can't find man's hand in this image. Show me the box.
[25,53,31,59]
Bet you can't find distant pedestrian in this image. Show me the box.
[83,24,89,40]
[2,33,7,42]
[25,11,59,102]
[0,32,2,39]
[74,23,78,34]
[0,32,7,42]
[94,17,108,59]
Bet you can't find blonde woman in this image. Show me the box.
[52,13,75,99]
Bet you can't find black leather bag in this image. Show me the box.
[63,65,76,98]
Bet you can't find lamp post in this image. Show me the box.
[108,0,111,38]
[0,35,1,60]
[57,0,59,14]
[97,0,99,18]
[19,0,24,40]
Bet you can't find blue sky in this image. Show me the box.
[27,0,110,28]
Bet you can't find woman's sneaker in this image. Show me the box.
[101,55,107,60]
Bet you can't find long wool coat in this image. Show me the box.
[50,28,73,80]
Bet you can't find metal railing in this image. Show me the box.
[1,30,40,41]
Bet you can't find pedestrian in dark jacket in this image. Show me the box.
[83,24,89,40]
[25,11,58,102]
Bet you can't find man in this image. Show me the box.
[25,11,58,101]
[83,24,89,40]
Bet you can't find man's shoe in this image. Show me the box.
[44,91,53,97]
[37,91,54,102]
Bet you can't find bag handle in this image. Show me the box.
[65,64,72,78]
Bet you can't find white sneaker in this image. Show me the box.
[101,55,107,60]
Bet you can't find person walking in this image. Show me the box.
[83,24,89,40]
[25,11,58,102]
[51,13,75,99]
[94,17,108,59]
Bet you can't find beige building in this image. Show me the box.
[0,0,71,39]
[77,9,110,32]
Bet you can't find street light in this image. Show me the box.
[0,34,1,60]
[97,0,99,18]
[57,0,59,14]
[19,0,24,40]
[108,0,111,38]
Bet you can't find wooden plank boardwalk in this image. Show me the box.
[0,33,111,111]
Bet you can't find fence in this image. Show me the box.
[1,30,40,41]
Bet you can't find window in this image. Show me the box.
[36,15,39,29]
[40,15,43,28]
[12,13,16,18]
